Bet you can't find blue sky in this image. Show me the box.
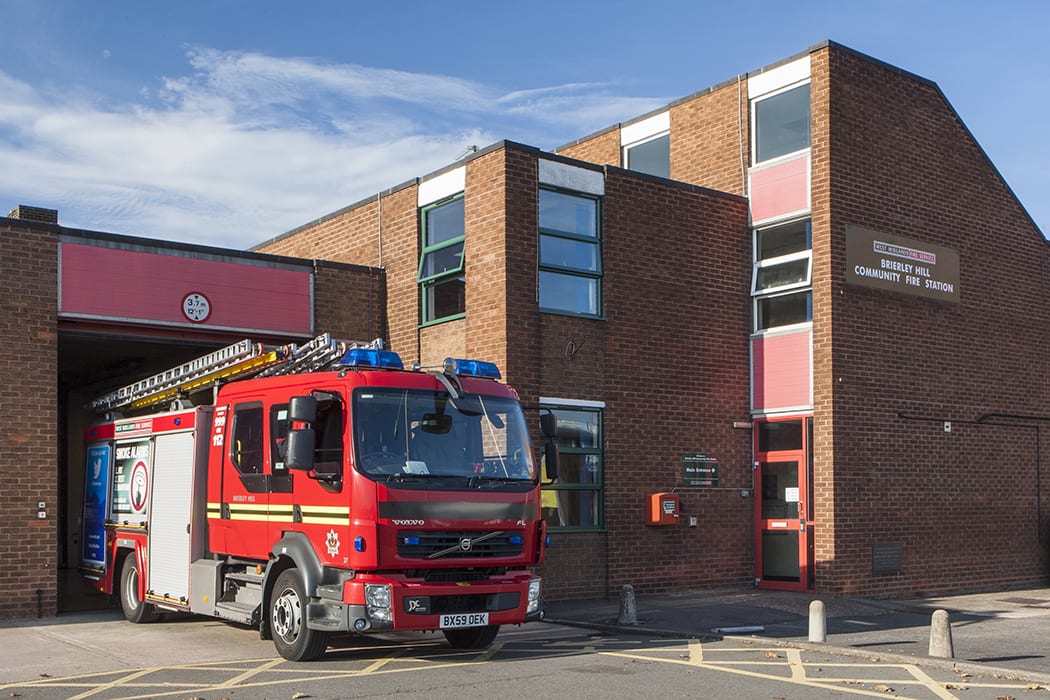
[1,0,1047,249]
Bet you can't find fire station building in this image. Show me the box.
[2,40,1048,620]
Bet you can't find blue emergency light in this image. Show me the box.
[442,357,502,379]
[340,348,404,370]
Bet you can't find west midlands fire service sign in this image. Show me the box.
[845,225,960,303]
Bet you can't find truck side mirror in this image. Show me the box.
[285,429,315,470]
[540,413,558,439]
[289,395,317,423]
[544,441,560,480]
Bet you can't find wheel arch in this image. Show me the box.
[260,532,324,635]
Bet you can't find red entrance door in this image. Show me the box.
[754,417,813,591]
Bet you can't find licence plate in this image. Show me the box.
[440,612,489,629]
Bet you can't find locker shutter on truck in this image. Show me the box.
[147,431,196,604]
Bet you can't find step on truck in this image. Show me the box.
[80,333,556,661]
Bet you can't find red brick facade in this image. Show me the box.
[0,223,59,619]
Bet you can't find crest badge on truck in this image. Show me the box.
[326,529,341,556]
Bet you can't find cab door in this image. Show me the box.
[219,400,271,558]
[754,417,813,591]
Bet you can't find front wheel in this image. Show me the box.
[270,568,329,661]
[120,554,158,623]
[443,624,500,648]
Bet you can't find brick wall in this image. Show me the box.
[312,261,387,343]
[815,44,1050,595]
[506,158,753,599]
[0,223,59,619]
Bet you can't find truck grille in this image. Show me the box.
[398,530,523,559]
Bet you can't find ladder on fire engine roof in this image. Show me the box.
[88,333,382,414]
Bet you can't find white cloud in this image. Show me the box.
[0,47,669,248]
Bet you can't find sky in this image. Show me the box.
[1,0,1047,250]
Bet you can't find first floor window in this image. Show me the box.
[753,82,811,164]
[541,403,603,530]
[753,218,812,331]
[419,195,465,324]
[539,188,601,316]
[624,132,670,178]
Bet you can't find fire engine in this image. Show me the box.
[80,333,555,661]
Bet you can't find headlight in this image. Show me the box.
[365,583,393,622]
[527,578,542,614]
[365,584,391,608]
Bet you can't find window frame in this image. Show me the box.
[418,194,466,325]
[752,218,813,333]
[751,81,811,166]
[538,187,603,318]
[623,131,670,179]
[540,401,604,532]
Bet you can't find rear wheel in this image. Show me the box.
[120,554,158,623]
[443,624,500,648]
[270,568,329,661]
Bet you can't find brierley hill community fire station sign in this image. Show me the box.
[845,225,960,303]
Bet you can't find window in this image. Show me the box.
[418,195,465,324]
[541,404,603,530]
[753,219,812,331]
[624,133,670,179]
[230,404,264,475]
[539,188,601,316]
[753,82,810,163]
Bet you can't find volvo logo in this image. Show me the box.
[459,537,473,552]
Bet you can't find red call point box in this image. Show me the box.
[645,492,679,526]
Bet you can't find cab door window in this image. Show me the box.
[230,402,268,492]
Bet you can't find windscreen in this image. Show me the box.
[352,388,536,484]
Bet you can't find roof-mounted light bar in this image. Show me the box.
[340,348,404,370]
[442,357,502,380]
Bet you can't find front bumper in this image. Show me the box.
[307,572,542,634]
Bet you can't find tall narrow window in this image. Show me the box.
[540,403,603,530]
[753,82,811,164]
[418,195,465,324]
[752,219,812,331]
[624,132,670,179]
[539,188,601,316]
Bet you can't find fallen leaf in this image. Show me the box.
[764,652,780,659]
[37,674,50,679]
[842,680,861,685]
[292,694,310,699]
[945,683,968,690]
[995,695,1015,700]
[873,684,893,693]
[1026,683,1042,690]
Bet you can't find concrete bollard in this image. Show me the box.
[928,609,954,658]
[808,599,827,643]
[618,584,638,625]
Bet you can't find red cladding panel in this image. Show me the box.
[60,243,313,335]
[752,329,812,412]
[749,155,809,224]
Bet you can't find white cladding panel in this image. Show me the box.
[418,167,466,206]
[748,56,811,99]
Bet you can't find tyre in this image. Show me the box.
[270,568,329,661]
[120,554,158,623]
[442,624,500,649]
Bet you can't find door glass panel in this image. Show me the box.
[762,530,800,580]
[760,460,798,519]
[757,420,803,452]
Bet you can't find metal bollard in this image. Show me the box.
[618,584,638,625]
[929,609,954,658]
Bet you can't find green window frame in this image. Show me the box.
[538,188,602,317]
[541,403,603,531]
[418,195,466,324]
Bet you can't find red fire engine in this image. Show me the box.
[80,334,554,661]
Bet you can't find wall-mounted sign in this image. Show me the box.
[683,453,719,487]
[182,291,212,322]
[845,225,960,303]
